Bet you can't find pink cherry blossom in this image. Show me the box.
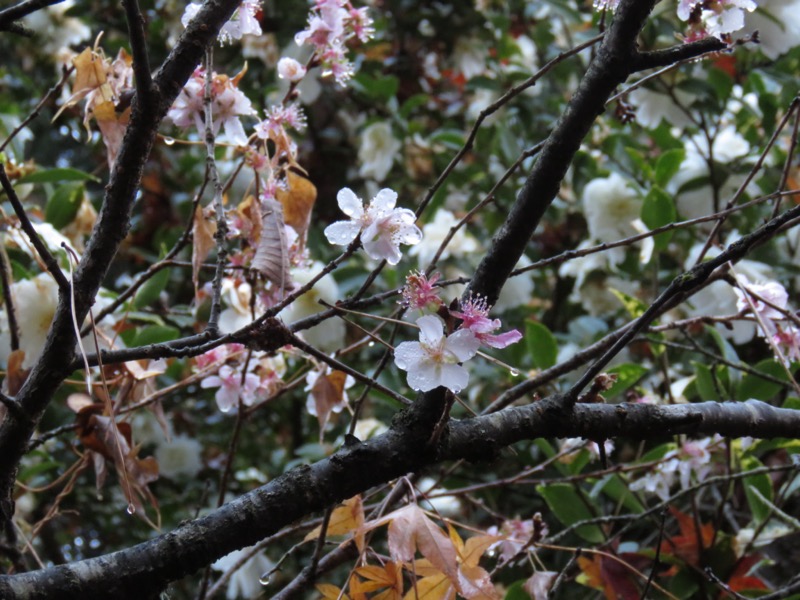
[182,0,262,45]
[400,271,443,313]
[277,57,307,82]
[167,68,256,146]
[772,326,800,365]
[733,275,789,335]
[394,315,479,393]
[200,364,260,412]
[451,295,522,349]
[324,188,422,265]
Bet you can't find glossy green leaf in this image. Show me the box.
[525,320,558,369]
[45,183,84,229]
[536,483,604,543]
[18,167,99,184]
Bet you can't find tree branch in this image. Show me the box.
[0,399,796,598]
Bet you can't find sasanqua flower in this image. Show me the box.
[324,188,422,265]
[394,315,479,393]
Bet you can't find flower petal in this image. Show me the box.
[393,341,424,370]
[369,188,398,217]
[337,188,364,218]
[445,329,480,362]
[406,362,440,392]
[325,220,362,246]
[416,315,444,347]
[438,363,469,393]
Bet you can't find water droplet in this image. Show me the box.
[259,571,273,586]
[163,136,175,146]
[509,369,520,377]
[126,503,136,515]
[368,341,375,347]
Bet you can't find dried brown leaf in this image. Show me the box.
[252,197,292,291]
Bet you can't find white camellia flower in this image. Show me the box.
[155,435,203,479]
[582,172,642,246]
[394,315,479,393]
[628,87,694,130]
[409,209,480,268]
[278,261,345,353]
[218,278,254,333]
[212,546,274,600]
[744,0,800,59]
[682,241,774,343]
[324,188,422,265]
[358,121,401,182]
[0,274,59,369]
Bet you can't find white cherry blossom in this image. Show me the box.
[394,315,479,393]
[324,188,422,265]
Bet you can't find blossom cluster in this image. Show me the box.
[393,273,522,393]
[182,0,262,46]
[733,276,800,365]
[294,0,375,86]
[197,344,285,412]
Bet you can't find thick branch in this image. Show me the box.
[0,399,796,599]
[467,0,657,305]
[0,0,243,527]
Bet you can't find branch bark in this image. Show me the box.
[0,0,244,532]
[0,399,796,599]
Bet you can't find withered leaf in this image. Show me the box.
[276,169,317,238]
[252,197,292,292]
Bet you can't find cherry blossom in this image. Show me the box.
[167,68,256,146]
[394,315,479,393]
[182,0,262,45]
[200,364,260,412]
[294,0,374,86]
[324,188,422,265]
[451,295,522,349]
[773,327,800,365]
[277,57,307,82]
[733,276,789,327]
[677,0,756,40]
[400,271,443,314]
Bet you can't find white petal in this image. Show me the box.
[369,188,398,217]
[395,221,423,246]
[363,235,402,265]
[438,363,469,393]
[393,341,424,370]
[324,220,362,246]
[337,188,364,218]
[406,362,439,392]
[416,315,444,346]
[445,329,480,362]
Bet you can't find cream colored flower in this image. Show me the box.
[358,121,401,182]
[278,262,345,353]
[409,209,480,268]
[155,435,203,479]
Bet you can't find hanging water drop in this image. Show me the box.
[509,369,520,377]
[368,341,375,347]
[259,571,273,586]
[126,503,136,515]
[163,136,176,146]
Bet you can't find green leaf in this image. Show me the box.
[503,581,530,600]
[596,474,645,513]
[536,483,604,543]
[654,149,685,187]
[525,320,558,369]
[641,186,676,234]
[45,183,84,229]
[430,129,466,150]
[18,167,99,184]
[742,456,773,524]
[609,288,647,318]
[736,359,788,401]
[706,326,740,386]
[624,147,653,181]
[604,363,648,398]
[130,325,180,347]
[133,267,171,309]
[694,362,715,400]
